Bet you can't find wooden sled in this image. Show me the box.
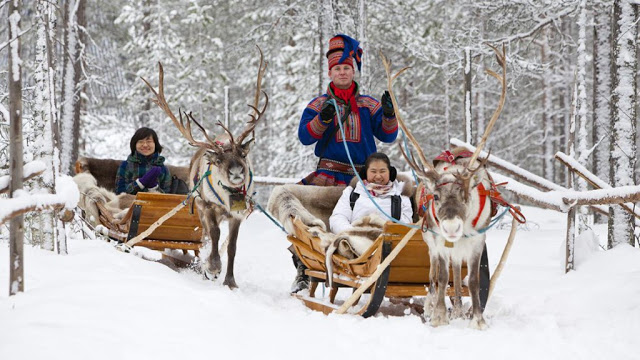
[76,157,202,262]
[288,218,485,317]
[97,193,202,256]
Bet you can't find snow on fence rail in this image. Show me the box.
[0,169,79,226]
[0,160,46,194]
[450,138,612,215]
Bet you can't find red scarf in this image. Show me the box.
[330,82,359,114]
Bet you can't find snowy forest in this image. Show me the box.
[2,1,640,281]
[4,1,640,357]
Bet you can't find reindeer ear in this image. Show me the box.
[240,138,255,156]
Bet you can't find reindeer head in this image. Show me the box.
[141,46,268,199]
[420,152,491,242]
[201,133,254,187]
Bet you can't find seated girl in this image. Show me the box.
[115,127,171,195]
[330,152,413,234]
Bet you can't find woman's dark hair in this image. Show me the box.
[358,152,397,182]
[130,127,163,155]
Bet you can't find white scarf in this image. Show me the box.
[363,180,393,197]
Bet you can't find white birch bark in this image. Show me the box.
[575,0,591,234]
[541,28,554,181]
[60,0,79,175]
[609,0,638,248]
[593,2,612,223]
[32,0,58,251]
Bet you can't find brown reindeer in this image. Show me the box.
[141,48,268,289]
[382,44,507,329]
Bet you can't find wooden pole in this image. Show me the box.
[488,213,519,301]
[335,227,418,314]
[124,201,186,247]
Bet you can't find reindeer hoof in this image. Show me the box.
[429,310,449,327]
[223,277,238,289]
[469,316,488,330]
[451,305,465,319]
[202,264,220,281]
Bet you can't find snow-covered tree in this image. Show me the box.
[60,0,87,175]
[608,0,637,248]
[8,0,25,295]
[592,0,612,223]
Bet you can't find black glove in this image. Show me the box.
[319,101,336,123]
[381,91,395,117]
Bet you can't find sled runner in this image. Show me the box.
[288,217,481,317]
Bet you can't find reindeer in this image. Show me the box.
[141,48,268,289]
[382,44,507,329]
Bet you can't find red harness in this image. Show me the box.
[419,183,489,231]
[418,181,526,233]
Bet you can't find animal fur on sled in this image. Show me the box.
[73,172,135,227]
[267,174,415,288]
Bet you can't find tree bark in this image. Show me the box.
[608,0,637,248]
[593,4,612,224]
[8,0,25,295]
[464,48,473,145]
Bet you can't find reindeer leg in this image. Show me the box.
[430,254,450,327]
[424,252,438,320]
[200,206,222,280]
[467,244,488,330]
[222,217,241,289]
[451,258,464,319]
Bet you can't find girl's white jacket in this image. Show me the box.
[329,180,413,234]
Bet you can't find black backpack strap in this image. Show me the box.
[349,189,360,210]
[391,195,401,220]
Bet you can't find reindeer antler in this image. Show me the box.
[467,43,507,169]
[141,63,219,151]
[236,45,269,146]
[380,51,437,176]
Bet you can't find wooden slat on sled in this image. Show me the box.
[288,218,480,317]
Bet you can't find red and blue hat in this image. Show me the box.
[327,34,363,72]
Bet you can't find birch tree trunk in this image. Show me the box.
[464,48,473,144]
[8,0,25,295]
[60,0,86,175]
[566,82,578,272]
[609,0,638,248]
[593,2,612,224]
[541,28,554,181]
[32,0,58,251]
[575,0,591,234]
[356,0,367,92]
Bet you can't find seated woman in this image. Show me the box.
[115,127,171,195]
[330,152,413,234]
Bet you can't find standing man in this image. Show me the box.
[290,34,399,293]
[298,34,399,186]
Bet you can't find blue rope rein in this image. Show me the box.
[328,98,513,236]
[328,99,420,229]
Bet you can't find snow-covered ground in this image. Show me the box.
[2,206,640,360]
